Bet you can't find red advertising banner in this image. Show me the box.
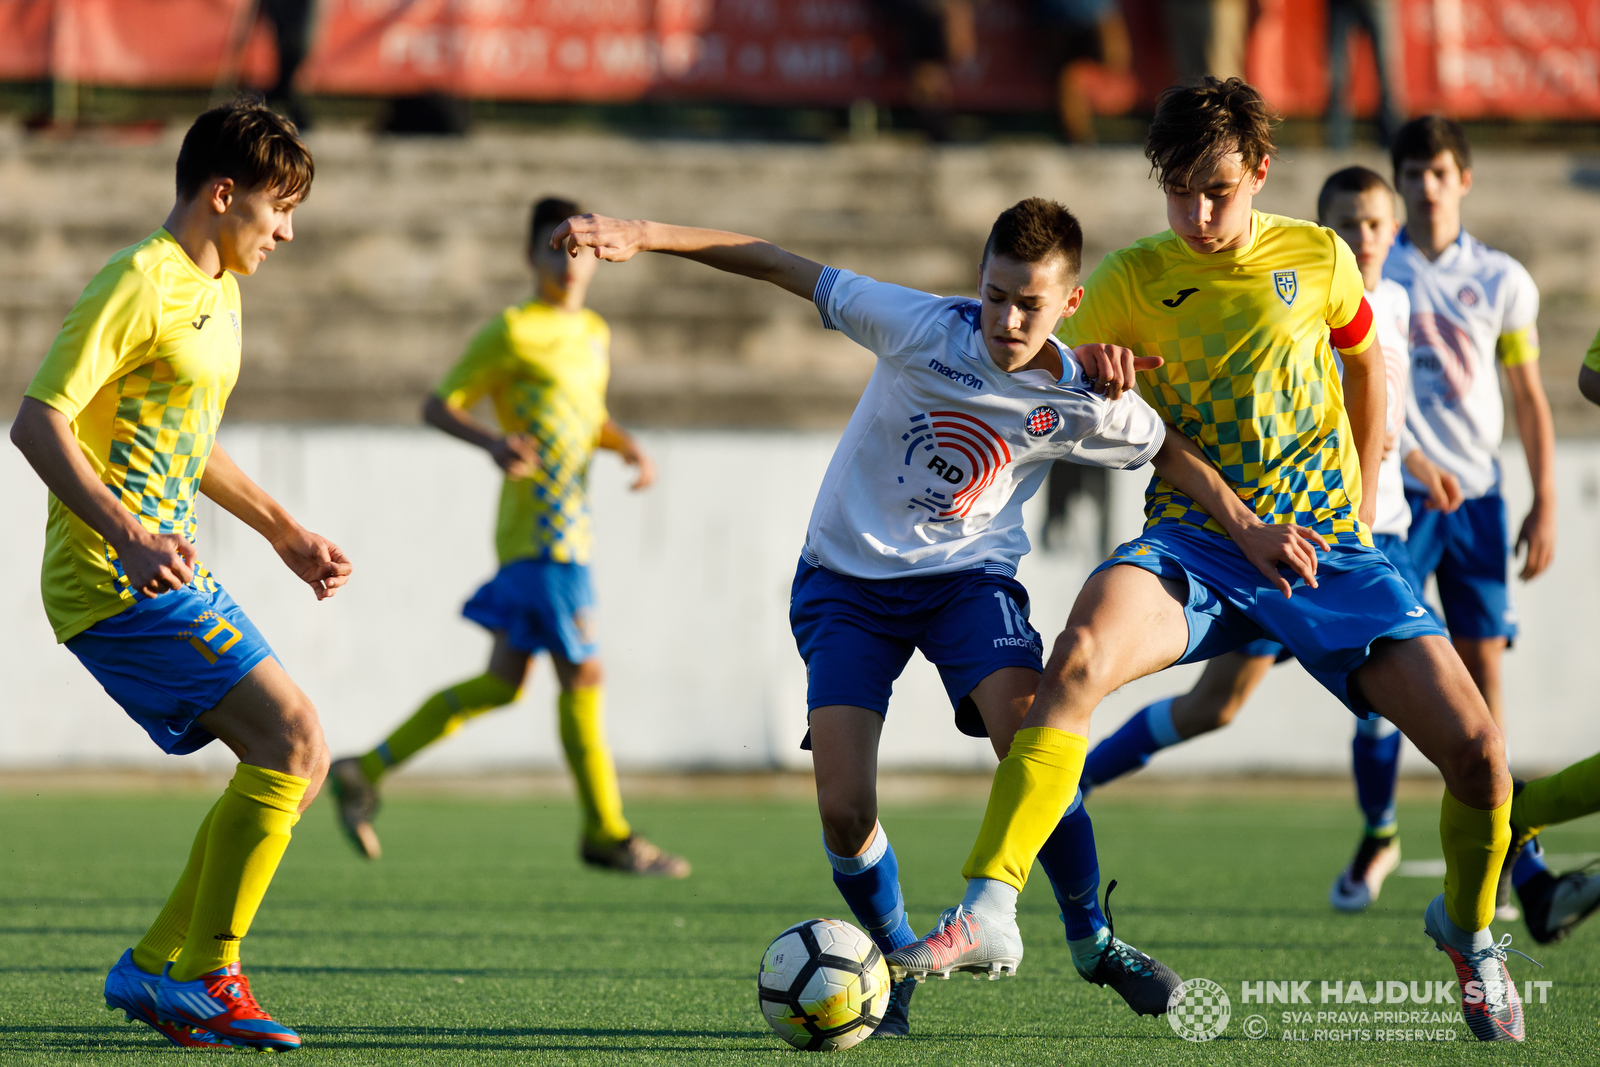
[6,0,1599,120]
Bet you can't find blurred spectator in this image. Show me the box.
[258,0,316,130]
[870,0,978,142]
[1326,0,1405,147]
[1030,0,1135,143]
[1162,0,1246,84]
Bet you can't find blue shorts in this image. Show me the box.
[1404,492,1518,642]
[1094,524,1446,714]
[1236,532,1428,661]
[65,581,275,755]
[789,558,1044,743]
[462,559,598,663]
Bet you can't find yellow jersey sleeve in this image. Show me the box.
[25,265,163,419]
[1497,325,1540,368]
[1057,260,1135,352]
[1583,326,1600,373]
[436,313,515,409]
[1325,231,1376,356]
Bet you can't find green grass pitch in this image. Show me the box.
[2,783,1595,1064]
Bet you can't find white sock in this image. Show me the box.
[1429,893,1494,953]
[961,877,1018,922]
[823,821,888,875]
[1145,697,1183,749]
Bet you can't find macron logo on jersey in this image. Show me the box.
[901,411,1012,520]
[928,358,985,390]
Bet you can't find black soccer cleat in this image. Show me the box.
[1518,866,1600,945]
[870,974,917,1037]
[1078,880,1182,1017]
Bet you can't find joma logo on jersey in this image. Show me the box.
[1273,270,1298,307]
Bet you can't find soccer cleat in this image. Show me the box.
[884,906,1022,981]
[1329,834,1401,912]
[103,949,231,1049]
[1076,880,1182,1016]
[580,834,690,878]
[869,974,917,1037]
[1518,867,1600,944]
[1423,894,1534,1042]
[329,757,382,859]
[156,961,302,1052]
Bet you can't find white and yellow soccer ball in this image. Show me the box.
[757,918,890,1051]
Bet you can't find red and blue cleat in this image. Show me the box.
[103,949,230,1049]
[156,960,302,1052]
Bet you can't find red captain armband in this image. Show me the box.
[1329,296,1376,354]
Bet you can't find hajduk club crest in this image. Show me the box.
[1025,405,1060,437]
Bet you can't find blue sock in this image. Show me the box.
[1351,716,1402,835]
[825,822,916,954]
[1082,698,1180,789]
[1036,792,1107,942]
[1511,838,1549,890]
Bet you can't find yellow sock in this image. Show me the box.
[132,797,222,974]
[1512,751,1600,836]
[1440,789,1512,933]
[360,673,521,783]
[559,686,631,846]
[961,727,1089,891]
[169,765,308,982]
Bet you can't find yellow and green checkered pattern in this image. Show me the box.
[511,384,596,564]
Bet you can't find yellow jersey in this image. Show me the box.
[1060,211,1378,547]
[25,229,240,641]
[437,301,610,566]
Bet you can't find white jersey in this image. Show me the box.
[803,267,1166,580]
[1370,279,1412,538]
[1383,228,1540,500]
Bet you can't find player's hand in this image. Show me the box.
[622,444,656,491]
[1232,520,1329,599]
[113,529,197,597]
[491,434,540,479]
[1515,497,1556,581]
[1404,451,1463,513]
[1071,343,1163,401]
[551,214,647,262]
[271,526,353,601]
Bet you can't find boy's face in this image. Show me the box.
[215,181,298,276]
[1165,150,1269,254]
[1396,150,1472,233]
[977,252,1081,371]
[529,223,599,299]
[1320,187,1398,286]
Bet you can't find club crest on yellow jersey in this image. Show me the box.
[1274,270,1298,307]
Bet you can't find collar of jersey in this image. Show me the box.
[153,228,227,291]
[973,330,1076,389]
[1168,210,1263,265]
[1396,225,1469,271]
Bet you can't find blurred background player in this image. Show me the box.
[1076,165,1462,913]
[1029,0,1135,144]
[869,0,977,142]
[1383,116,1557,920]
[328,197,687,879]
[894,79,1532,1043]
[1324,0,1405,148]
[550,198,1206,1032]
[8,100,348,1052]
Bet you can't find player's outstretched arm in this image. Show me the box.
[550,215,824,301]
[1505,360,1557,580]
[422,394,539,479]
[598,420,655,490]
[1151,428,1328,599]
[199,443,352,600]
[10,397,197,596]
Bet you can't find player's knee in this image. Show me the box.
[1440,728,1507,807]
[1046,625,1111,696]
[567,658,604,689]
[817,798,877,857]
[279,693,329,786]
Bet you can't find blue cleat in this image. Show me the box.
[157,961,302,1052]
[103,949,230,1049]
[870,974,917,1037]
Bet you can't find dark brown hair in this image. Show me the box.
[529,197,581,248]
[175,99,312,202]
[982,198,1083,279]
[1145,77,1279,192]
[1390,115,1472,179]
[1316,166,1394,222]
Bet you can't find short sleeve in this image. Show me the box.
[436,314,514,408]
[1056,258,1133,350]
[25,265,162,420]
[1325,231,1376,356]
[1063,389,1166,470]
[1584,326,1600,374]
[1497,261,1541,367]
[813,267,949,359]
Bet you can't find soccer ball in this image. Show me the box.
[757,918,890,1051]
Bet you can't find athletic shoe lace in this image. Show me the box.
[202,971,272,1021]
[921,908,976,962]
[1098,881,1155,979]
[1459,935,1541,1015]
